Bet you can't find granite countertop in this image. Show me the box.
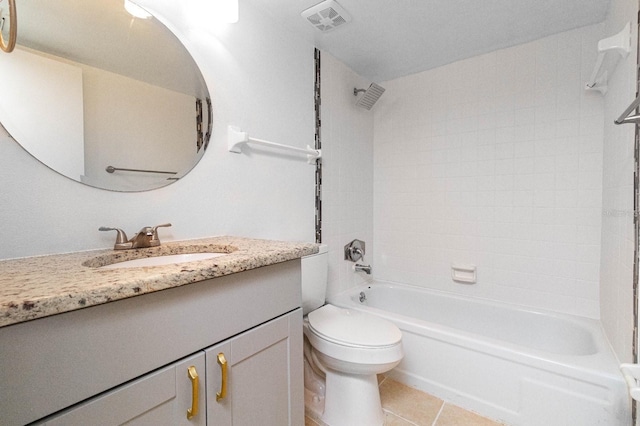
[0,236,318,328]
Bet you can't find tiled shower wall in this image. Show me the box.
[373,24,606,317]
[320,53,375,299]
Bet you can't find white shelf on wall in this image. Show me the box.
[585,22,631,95]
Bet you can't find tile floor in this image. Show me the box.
[305,376,504,426]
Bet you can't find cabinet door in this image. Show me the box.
[38,353,206,426]
[205,309,303,426]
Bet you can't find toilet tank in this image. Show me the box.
[301,244,328,315]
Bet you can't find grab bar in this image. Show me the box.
[614,94,640,125]
[105,166,177,175]
[227,125,321,165]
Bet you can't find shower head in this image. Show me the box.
[354,83,385,110]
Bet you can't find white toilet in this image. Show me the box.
[302,246,403,426]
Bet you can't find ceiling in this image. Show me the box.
[254,0,612,82]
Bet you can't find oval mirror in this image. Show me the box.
[0,0,17,53]
[0,0,211,191]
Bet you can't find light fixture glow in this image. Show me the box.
[124,0,152,19]
[189,0,239,27]
[211,0,239,24]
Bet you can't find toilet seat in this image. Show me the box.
[308,304,402,348]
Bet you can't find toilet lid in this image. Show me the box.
[308,304,402,348]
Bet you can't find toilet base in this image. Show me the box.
[302,317,402,426]
[303,354,326,422]
[304,387,325,422]
[321,369,385,426]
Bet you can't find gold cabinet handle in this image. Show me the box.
[216,352,228,402]
[187,366,199,420]
[0,0,17,53]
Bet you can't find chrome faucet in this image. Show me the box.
[354,264,372,275]
[345,240,372,274]
[99,223,172,250]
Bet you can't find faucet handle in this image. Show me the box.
[150,223,172,246]
[99,227,132,250]
[344,239,366,262]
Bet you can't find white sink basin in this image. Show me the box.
[99,252,227,269]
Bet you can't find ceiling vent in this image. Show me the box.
[301,0,352,33]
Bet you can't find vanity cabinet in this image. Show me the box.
[38,353,207,426]
[37,310,300,426]
[0,260,304,426]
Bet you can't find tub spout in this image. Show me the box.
[354,264,372,274]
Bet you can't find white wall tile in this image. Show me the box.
[373,24,606,318]
[320,53,375,298]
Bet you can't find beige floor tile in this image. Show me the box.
[305,377,503,426]
[383,411,419,425]
[435,403,502,426]
[380,378,443,425]
[305,415,322,426]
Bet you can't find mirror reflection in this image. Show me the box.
[0,0,211,191]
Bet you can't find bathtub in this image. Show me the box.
[330,281,630,426]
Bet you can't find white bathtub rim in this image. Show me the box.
[331,279,601,328]
[329,280,624,386]
[331,279,615,360]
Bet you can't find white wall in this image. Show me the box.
[372,24,606,318]
[0,0,316,260]
[319,52,374,299]
[599,0,638,363]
